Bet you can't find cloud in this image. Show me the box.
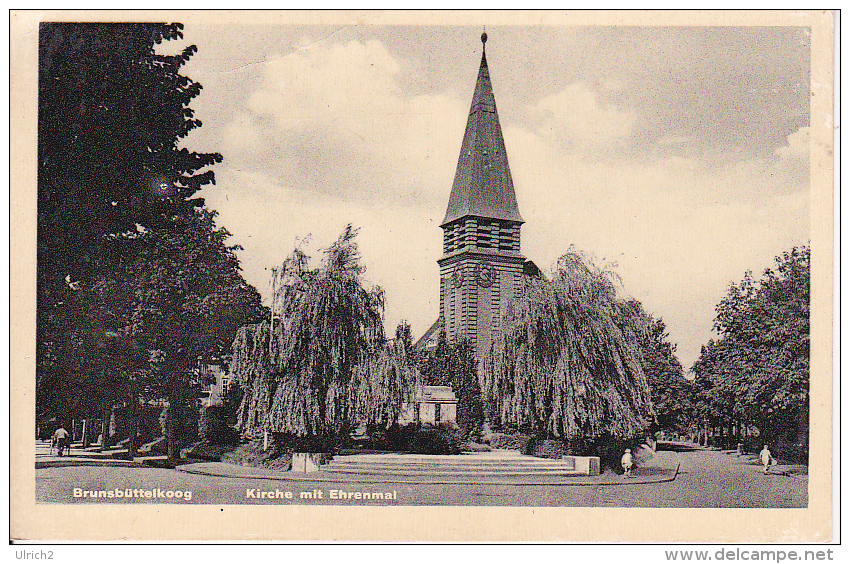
[201,166,444,346]
[185,28,810,370]
[532,82,636,151]
[204,39,472,340]
[219,39,467,208]
[775,126,810,160]
[657,135,690,147]
[507,121,809,368]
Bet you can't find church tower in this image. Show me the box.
[438,32,525,360]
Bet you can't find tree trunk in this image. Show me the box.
[166,386,179,466]
[127,386,139,460]
[99,405,111,452]
[81,419,89,449]
[262,429,281,454]
[166,374,187,466]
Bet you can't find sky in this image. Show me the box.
[170,23,812,370]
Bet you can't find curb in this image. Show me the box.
[175,462,678,487]
[37,459,143,469]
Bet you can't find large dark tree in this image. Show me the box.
[36,24,265,464]
[38,23,220,251]
[130,209,264,462]
[37,23,223,422]
[618,300,692,435]
[692,246,809,457]
[35,262,142,448]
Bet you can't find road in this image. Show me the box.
[35,446,807,507]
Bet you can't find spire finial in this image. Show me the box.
[481,27,487,47]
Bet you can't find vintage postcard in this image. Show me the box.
[10,10,835,542]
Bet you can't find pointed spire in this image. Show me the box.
[442,33,523,227]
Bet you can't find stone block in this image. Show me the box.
[291,452,321,473]
[560,456,577,470]
[563,455,601,475]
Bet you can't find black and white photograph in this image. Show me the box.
[11,10,834,542]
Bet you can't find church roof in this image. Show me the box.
[442,34,523,227]
[413,318,441,351]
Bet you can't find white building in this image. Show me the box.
[199,364,232,408]
[398,385,458,426]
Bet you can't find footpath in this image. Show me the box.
[35,440,166,469]
[716,448,809,481]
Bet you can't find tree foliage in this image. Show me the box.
[38,23,220,252]
[692,246,810,446]
[232,226,397,442]
[130,210,265,372]
[417,328,484,437]
[36,24,263,463]
[37,23,224,419]
[484,249,654,442]
[352,337,418,431]
[130,209,265,455]
[621,301,693,434]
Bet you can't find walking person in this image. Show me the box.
[52,426,69,457]
[621,448,634,478]
[759,445,773,475]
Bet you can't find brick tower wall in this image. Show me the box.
[439,217,523,359]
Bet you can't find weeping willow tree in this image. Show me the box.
[231,319,275,438]
[352,336,419,430]
[231,225,408,448]
[484,249,655,447]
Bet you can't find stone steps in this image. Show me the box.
[322,451,588,477]
[323,466,586,477]
[331,452,565,464]
[327,461,577,471]
[326,463,576,470]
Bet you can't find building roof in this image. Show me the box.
[441,34,523,227]
[523,259,543,278]
[413,319,442,351]
[417,385,458,403]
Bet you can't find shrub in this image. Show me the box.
[462,441,491,452]
[383,425,417,451]
[271,433,338,453]
[199,406,240,445]
[407,426,463,455]
[742,436,808,465]
[489,433,532,451]
[522,438,568,459]
[183,442,234,461]
[339,424,466,455]
[220,439,293,471]
[566,433,645,472]
[347,424,463,454]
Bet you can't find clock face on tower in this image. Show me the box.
[451,265,464,287]
[476,264,494,287]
